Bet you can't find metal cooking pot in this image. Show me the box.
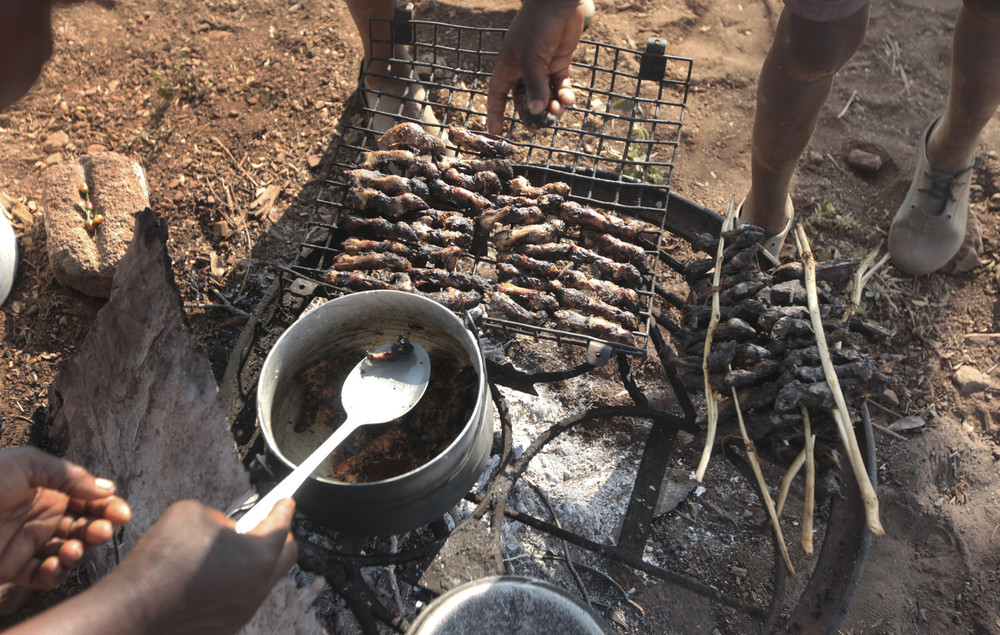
[407,576,612,634]
[256,290,492,535]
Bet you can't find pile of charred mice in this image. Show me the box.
[674,223,893,470]
[321,122,656,347]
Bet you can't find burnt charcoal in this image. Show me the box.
[721,244,764,274]
[724,359,782,389]
[755,279,808,306]
[721,224,767,249]
[691,232,719,255]
[756,305,816,330]
[775,380,836,412]
[734,342,772,363]
[714,317,757,341]
[683,258,716,282]
[764,337,819,356]
[730,298,768,323]
[767,258,862,284]
[784,346,864,367]
[719,280,767,305]
[771,316,814,339]
[734,381,782,410]
[706,339,737,372]
[846,316,892,338]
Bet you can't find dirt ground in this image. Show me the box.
[1,0,998,632]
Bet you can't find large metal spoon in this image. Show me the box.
[236,340,431,533]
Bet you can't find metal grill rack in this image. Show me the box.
[283,5,719,357]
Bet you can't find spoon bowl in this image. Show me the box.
[236,340,430,533]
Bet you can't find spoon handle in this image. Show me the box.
[235,415,359,533]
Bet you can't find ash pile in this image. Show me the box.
[670,212,893,541]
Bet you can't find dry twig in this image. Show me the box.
[794,223,884,535]
[802,408,816,554]
[695,197,737,481]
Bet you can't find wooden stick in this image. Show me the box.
[732,386,795,574]
[695,198,737,481]
[802,408,816,554]
[775,448,805,519]
[794,223,884,536]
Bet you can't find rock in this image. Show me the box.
[210,220,232,240]
[86,143,109,154]
[952,365,996,396]
[989,193,1000,211]
[47,210,323,634]
[41,129,70,154]
[846,148,882,173]
[10,200,33,226]
[653,468,698,516]
[42,152,150,298]
[880,388,900,407]
[806,150,824,165]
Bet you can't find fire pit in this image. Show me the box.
[220,6,875,633]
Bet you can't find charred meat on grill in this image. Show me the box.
[553,309,635,346]
[411,268,490,292]
[485,290,548,325]
[579,229,649,269]
[554,286,640,331]
[412,221,474,249]
[475,205,546,233]
[347,168,430,198]
[428,179,492,212]
[423,287,483,312]
[416,209,475,234]
[378,121,447,158]
[556,201,648,240]
[509,175,572,197]
[447,127,515,158]
[492,220,566,251]
[496,282,559,312]
[341,215,418,243]
[349,187,429,217]
[332,251,411,272]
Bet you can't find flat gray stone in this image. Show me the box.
[952,365,996,397]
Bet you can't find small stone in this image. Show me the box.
[210,220,232,240]
[880,388,900,408]
[42,130,70,154]
[306,154,322,169]
[806,150,824,165]
[952,365,996,397]
[988,193,1000,211]
[87,143,109,154]
[846,148,882,173]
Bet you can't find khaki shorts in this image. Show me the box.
[784,0,870,22]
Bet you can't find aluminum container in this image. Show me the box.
[257,290,492,535]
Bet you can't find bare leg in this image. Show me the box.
[346,0,394,75]
[344,0,440,132]
[743,6,869,236]
[926,0,1000,173]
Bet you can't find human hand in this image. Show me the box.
[107,499,298,634]
[486,0,589,135]
[0,447,131,589]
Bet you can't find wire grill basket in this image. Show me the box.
[288,5,710,356]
